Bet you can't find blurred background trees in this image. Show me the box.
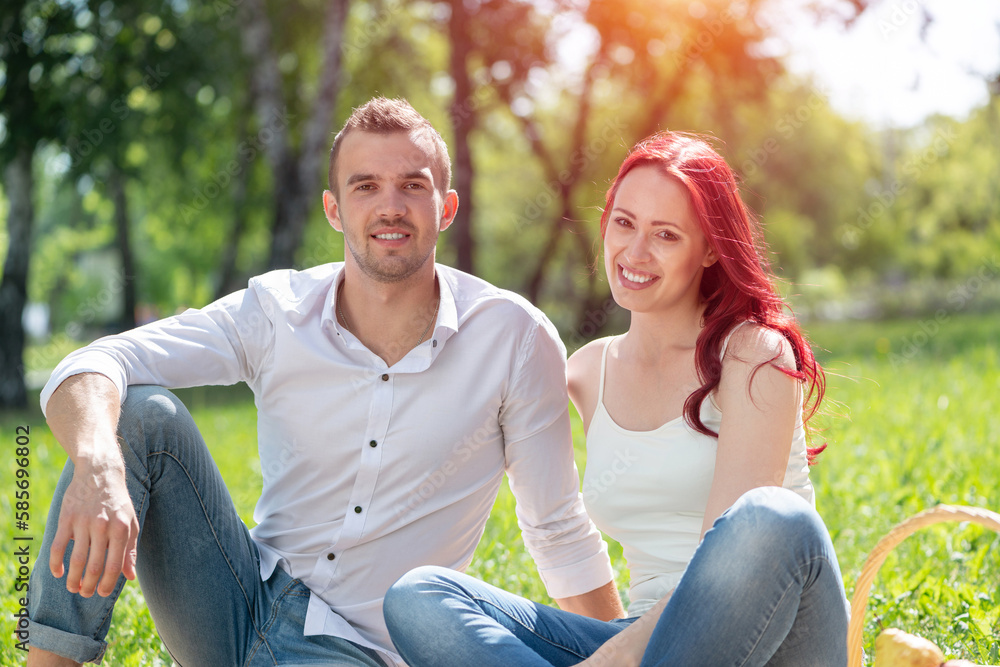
[2,0,998,407]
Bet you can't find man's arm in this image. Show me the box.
[500,311,622,620]
[555,579,624,621]
[45,373,139,599]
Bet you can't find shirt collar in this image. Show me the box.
[435,266,459,336]
[323,263,460,350]
[322,263,345,331]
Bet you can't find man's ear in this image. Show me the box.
[438,190,459,233]
[323,190,343,232]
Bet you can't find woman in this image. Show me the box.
[384,132,849,666]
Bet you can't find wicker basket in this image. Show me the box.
[847,504,1000,667]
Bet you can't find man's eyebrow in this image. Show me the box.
[346,173,378,186]
[345,170,431,186]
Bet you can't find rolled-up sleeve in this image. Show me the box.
[40,286,273,416]
[500,314,614,600]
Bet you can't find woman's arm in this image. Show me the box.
[580,325,802,665]
[576,591,673,667]
[702,323,801,537]
[567,338,606,435]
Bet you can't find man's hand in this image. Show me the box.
[44,373,137,598]
[49,455,139,597]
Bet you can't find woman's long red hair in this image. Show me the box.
[600,132,826,461]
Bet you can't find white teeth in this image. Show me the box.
[375,233,406,240]
[622,267,654,284]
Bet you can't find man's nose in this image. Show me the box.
[375,189,405,218]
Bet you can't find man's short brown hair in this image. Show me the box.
[328,97,452,197]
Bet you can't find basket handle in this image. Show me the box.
[847,504,1000,667]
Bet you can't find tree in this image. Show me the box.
[0,0,78,407]
[479,0,790,334]
[237,0,349,270]
[445,0,477,274]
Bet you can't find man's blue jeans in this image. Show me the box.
[384,487,848,666]
[28,386,385,666]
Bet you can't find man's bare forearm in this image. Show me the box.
[44,372,139,599]
[45,372,121,466]
[555,579,625,621]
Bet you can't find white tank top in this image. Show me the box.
[581,323,814,617]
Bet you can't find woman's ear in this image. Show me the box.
[703,246,719,268]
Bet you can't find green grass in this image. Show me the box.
[2,312,998,664]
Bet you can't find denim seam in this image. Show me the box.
[471,595,589,660]
[147,449,272,664]
[244,577,304,666]
[737,554,834,666]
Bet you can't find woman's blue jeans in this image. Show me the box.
[27,386,385,666]
[384,486,848,666]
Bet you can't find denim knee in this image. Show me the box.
[383,565,452,644]
[116,386,198,458]
[385,566,445,613]
[118,386,188,432]
[722,486,832,557]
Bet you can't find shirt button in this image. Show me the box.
[432,339,437,347]
[326,553,335,561]
[369,440,377,448]
[381,373,389,381]
[354,506,362,514]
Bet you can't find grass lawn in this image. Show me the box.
[2,312,998,665]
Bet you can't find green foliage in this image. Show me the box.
[3,312,998,664]
[807,314,1000,664]
[5,0,997,341]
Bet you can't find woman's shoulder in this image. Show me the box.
[567,336,615,423]
[722,322,796,372]
[567,336,614,382]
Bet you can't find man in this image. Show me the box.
[27,97,624,666]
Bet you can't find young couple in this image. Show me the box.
[28,97,847,667]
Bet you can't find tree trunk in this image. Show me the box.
[108,168,137,330]
[516,54,601,305]
[216,99,255,299]
[239,0,348,271]
[289,0,348,269]
[447,0,476,275]
[0,145,34,408]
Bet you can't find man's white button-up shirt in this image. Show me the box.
[41,263,614,666]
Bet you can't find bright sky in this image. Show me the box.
[769,0,1000,128]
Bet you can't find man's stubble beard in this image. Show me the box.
[345,218,438,284]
